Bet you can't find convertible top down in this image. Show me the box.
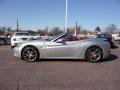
[13,33,110,63]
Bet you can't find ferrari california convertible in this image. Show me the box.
[13,33,110,63]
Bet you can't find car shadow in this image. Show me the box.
[111,46,118,49]
[37,54,118,63]
[101,54,118,62]
[38,58,86,62]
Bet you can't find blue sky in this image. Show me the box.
[0,0,120,31]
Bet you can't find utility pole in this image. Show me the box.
[16,19,19,31]
[65,0,68,33]
[75,21,77,36]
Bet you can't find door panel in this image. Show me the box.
[44,44,80,57]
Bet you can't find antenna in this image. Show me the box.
[75,21,77,36]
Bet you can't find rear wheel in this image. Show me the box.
[85,46,103,63]
[21,46,39,62]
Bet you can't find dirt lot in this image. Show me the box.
[0,45,120,90]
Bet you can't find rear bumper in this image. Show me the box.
[12,47,21,58]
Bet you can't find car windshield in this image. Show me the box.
[47,33,65,41]
[15,33,30,36]
[97,34,106,38]
[97,34,112,38]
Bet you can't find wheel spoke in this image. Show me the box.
[86,47,102,62]
[22,46,38,61]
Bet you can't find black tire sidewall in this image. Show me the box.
[21,46,39,62]
[85,46,103,63]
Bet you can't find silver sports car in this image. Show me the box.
[13,33,110,63]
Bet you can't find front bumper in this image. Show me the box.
[11,40,29,47]
[12,47,21,58]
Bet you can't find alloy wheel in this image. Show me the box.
[21,46,39,62]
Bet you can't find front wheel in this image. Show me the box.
[85,46,103,63]
[21,46,39,62]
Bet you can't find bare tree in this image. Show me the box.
[43,26,49,35]
[27,30,37,35]
[80,30,88,35]
[67,26,80,35]
[67,27,74,34]
[7,26,12,32]
[49,26,63,36]
[76,26,81,35]
[37,29,45,36]
[95,26,101,34]
[106,24,117,34]
[1,26,7,31]
[0,26,1,31]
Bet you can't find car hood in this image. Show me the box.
[21,39,45,45]
[20,39,58,47]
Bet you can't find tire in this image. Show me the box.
[21,46,39,62]
[85,46,103,63]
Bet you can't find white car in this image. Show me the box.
[31,34,41,40]
[113,35,120,41]
[11,32,32,48]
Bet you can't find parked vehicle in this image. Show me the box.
[13,33,110,63]
[96,34,114,48]
[11,32,32,48]
[113,35,120,41]
[0,36,11,45]
[31,34,41,40]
